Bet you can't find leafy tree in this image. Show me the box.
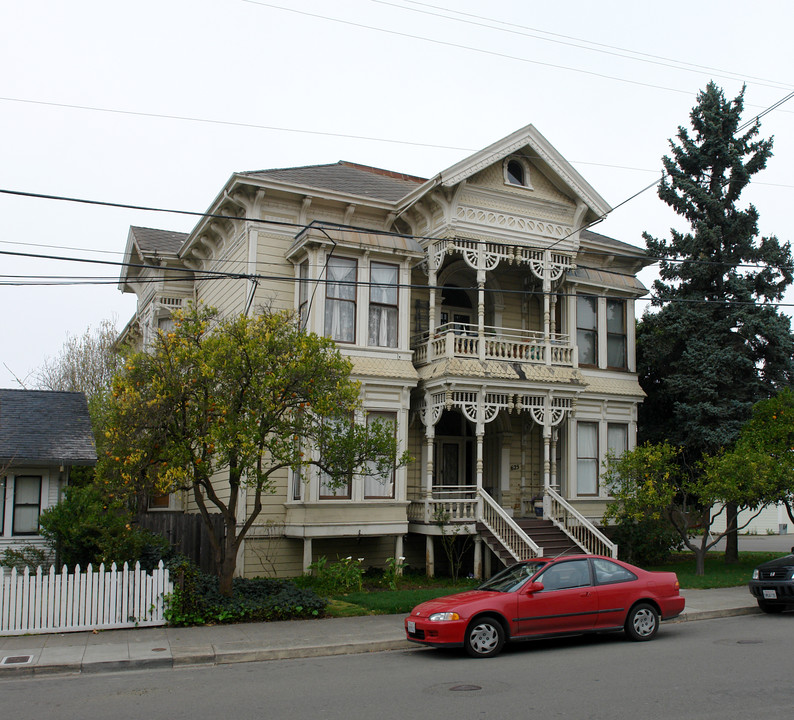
[707,388,794,525]
[604,442,767,575]
[101,305,409,596]
[638,82,794,560]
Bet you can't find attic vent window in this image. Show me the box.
[505,158,532,189]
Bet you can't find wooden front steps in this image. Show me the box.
[477,517,585,567]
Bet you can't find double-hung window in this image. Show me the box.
[368,262,398,348]
[364,411,396,498]
[0,476,5,535]
[13,475,42,535]
[576,296,598,366]
[325,257,356,343]
[607,423,628,459]
[298,261,310,330]
[577,423,599,496]
[606,299,627,369]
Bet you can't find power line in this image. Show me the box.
[242,0,794,107]
[375,0,794,92]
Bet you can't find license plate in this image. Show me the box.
[763,589,777,600]
[407,620,416,633]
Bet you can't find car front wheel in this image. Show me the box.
[625,603,659,641]
[464,616,505,658]
[757,599,786,614]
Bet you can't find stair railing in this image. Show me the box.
[545,487,618,558]
[478,489,543,561]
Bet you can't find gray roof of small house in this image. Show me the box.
[130,226,189,255]
[241,162,427,203]
[0,389,97,466]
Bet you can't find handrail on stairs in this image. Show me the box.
[545,486,618,558]
[477,489,543,562]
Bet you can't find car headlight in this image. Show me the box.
[752,569,759,580]
[429,612,460,621]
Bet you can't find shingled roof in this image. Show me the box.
[129,226,189,256]
[241,161,427,203]
[0,390,97,467]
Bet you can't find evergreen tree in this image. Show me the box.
[637,82,794,558]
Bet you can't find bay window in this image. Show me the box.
[576,296,597,366]
[324,257,356,342]
[577,423,599,496]
[368,262,398,348]
[607,299,627,369]
[364,411,396,498]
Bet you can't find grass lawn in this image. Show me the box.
[323,551,783,617]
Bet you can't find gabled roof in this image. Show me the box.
[241,162,426,203]
[0,389,97,466]
[398,124,612,221]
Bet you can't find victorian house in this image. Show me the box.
[118,124,650,578]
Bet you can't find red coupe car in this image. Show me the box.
[405,555,685,658]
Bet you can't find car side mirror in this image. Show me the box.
[524,581,544,594]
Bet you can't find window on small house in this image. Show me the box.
[576,295,598,366]
[324,257,356,343]
[364,411,396,498]
[298,260,310,330]
[148,493,171,510]
[506,159,526,187]
[606,299,627,369]
[0,476,5,535]
[368,262,398,348]
[13,475,42,535]
[577,423,598,496]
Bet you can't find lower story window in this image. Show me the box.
[577,423,599,496]
[13,475,42,535]
[364,411,396,498]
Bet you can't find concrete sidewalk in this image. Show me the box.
[0,586,760,678]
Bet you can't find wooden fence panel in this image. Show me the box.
[137,512,223,574]
[0,561,172,636]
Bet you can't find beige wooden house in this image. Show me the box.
[118,124,650,578]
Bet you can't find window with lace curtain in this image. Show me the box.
[368,262,398,348]
[577,422,599,496]
[324,257,356,343]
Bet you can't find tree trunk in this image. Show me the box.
[694,548,706,576]
[724,502,739,564]
[218,527,238,597]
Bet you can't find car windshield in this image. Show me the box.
[476,561,548,592]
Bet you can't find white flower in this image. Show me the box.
[357,558,364,563]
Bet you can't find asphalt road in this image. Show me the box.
[3,613,792,720]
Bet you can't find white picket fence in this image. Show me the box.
[0,561,173,636]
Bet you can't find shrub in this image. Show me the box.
[39,484,172,570]
[165,558,326,626]
[301,556,364,595]
[609,517,683,566]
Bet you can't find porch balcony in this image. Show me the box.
[411,322,574,368]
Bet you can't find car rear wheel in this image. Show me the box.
[757,599,786,614]
[625,603,659,641]
[464,616,505,658]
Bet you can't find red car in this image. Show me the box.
[405,555,685,658]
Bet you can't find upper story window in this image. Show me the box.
[298,261,310,330]
[325,257,357,343]
[576,295,598,366]
[369,262,398,348]
[505,158,532,188]
[606,299,627,369]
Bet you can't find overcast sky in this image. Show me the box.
[1,0,792,389]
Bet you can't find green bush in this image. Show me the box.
[610,517,683,566]
[299,556,364,595]
[165,559,326,626]
[39,484,172,570]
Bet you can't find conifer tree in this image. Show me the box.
[637,82,794,558]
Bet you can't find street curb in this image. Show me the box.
[0,606,760,678]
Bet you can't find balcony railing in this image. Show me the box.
[412,323,573,367]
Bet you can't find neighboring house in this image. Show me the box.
[710,503,791,536]
[0,389,97,556]
[118,123,652,578]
